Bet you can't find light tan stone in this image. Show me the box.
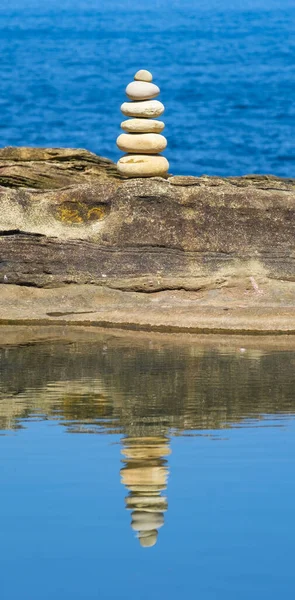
[121,119,165,133]
[126,496,168,510]
[116,133,167,154]
[125,485,167,492]
[134,69,153,82]
[121,443,170,459]
[131,511,164,531]
[126,81,160,101]
[121,465,168,486]
[138,531,158,548]
[121,100,165,118]
[117,155,169,178]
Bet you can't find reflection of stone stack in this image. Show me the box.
[120,435,170,548]
[117,69,169,178]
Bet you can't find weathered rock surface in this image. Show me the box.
[1,146,295,332]
[0,146,120,189]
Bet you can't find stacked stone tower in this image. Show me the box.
[117,69,169,178]
[120,435,170,548]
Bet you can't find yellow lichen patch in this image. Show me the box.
[57,203,84,224]
[55,201,109,224]
[87,206,108,221]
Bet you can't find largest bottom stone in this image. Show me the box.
[117,154,169,178]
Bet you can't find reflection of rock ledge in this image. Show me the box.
[1,147,295,333]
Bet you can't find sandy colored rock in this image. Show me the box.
[0,146,119,189]
[1,147,295,333]
[134,69,153,82]
[116,133,167,154]
[117,154,169,177]
[121,100,165,118]
[126,81,160,101]
[121,118,165,133]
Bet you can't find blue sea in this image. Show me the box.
[0,0,294,176]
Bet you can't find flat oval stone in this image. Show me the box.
[121,119,165,133]
[121,100,165,118]
[131,511,164,531]
[134,69,153,82]
[126,81,160,101]
[116,133,167,154]
[138,530,158,548]
[117,155,169,178]
[126,496,168,509]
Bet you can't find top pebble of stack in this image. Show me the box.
[134,69,153,82]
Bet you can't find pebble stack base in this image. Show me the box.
[117,154,169,178]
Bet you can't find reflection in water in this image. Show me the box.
[121,436,170,547]
[1,333,295,547]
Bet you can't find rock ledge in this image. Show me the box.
[0,147,295,333]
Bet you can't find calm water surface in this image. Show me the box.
[0,1,294,176]
[0,331,295,599]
